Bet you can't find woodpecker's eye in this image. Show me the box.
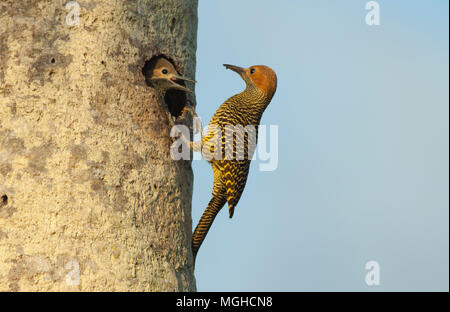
[162,69,168,74]
[250,68,256,74]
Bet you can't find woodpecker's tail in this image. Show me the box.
[192,195,227,260]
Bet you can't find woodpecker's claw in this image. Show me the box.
[181,105,202,135]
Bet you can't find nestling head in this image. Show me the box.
[224,64,277,100]
[145,57,196,94]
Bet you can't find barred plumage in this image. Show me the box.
[185,64,277,261]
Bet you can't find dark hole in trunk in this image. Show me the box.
[0,194,8,207]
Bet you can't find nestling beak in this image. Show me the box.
[168,74,196,93]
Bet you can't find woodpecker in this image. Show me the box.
[145,57,195,94]
[184,64,277,260]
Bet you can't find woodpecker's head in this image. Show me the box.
[224,64,277,100]
[146,57,195,94]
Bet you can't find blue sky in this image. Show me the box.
[191,0,449,291]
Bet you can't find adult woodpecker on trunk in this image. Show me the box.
[184,64,277,260]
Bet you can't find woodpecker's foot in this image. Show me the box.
[184,105,204,136]
[181,105,195,121]
[179,105,200,133]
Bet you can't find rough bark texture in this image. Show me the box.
[0,0,197,291]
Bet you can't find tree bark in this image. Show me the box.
[0,0,197,291]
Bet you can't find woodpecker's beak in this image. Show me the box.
[223,64,246,77]
[169,74,196,93]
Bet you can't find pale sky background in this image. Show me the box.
[191,0,449,291]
